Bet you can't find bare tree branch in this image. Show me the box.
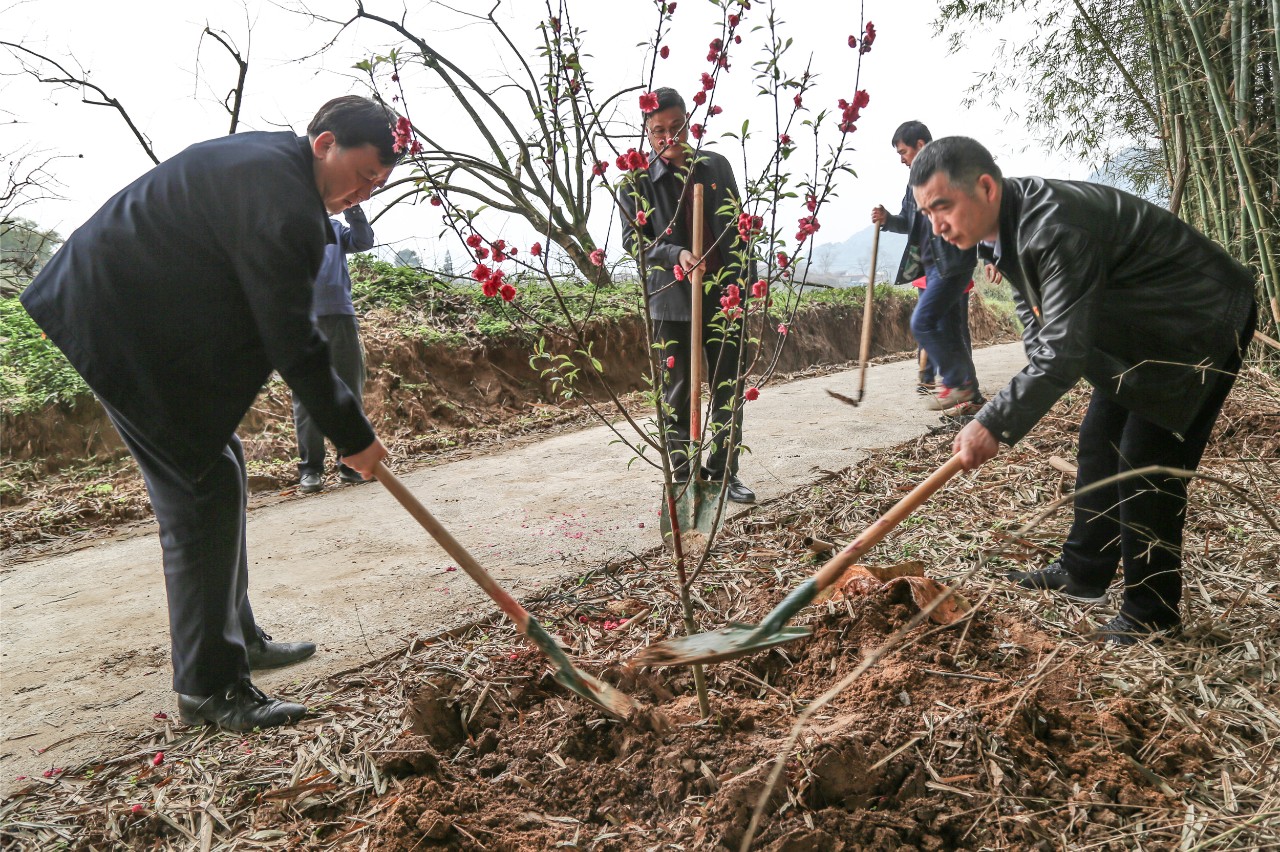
[1,40,159,164]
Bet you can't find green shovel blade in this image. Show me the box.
[634,624,813,667]
[525,617,637,720]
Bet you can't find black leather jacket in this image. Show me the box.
[882,180,976,282]
[976,177,1256,444]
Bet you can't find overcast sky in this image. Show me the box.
[3,0,1080,266]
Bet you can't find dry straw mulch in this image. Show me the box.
[3,369,1278,850]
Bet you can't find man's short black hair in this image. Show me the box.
[645,87,686,122]
[891,120,931,149]
[308,96,399,166]
[909,136,1003,189]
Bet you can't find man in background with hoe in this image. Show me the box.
[873,120,984,415]
[912,136,1257,645]
[21,96,398,730]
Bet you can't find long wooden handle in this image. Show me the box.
[373,461,530,626]
[689,183,705,452]
[814,455,967,591]
[857,227,881,397]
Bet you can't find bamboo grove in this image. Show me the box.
[938,0,1279,329]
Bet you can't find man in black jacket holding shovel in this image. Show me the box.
[20,96,398,729]
[619,87,755,504]
[911,136,1256,645]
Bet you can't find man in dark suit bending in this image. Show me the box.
[20,96,398,730]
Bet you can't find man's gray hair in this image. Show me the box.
[909,136,1002,189]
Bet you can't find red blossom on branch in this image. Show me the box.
[701,72,716,91]
[660,45,670,59]
[737,212,763,241]
[616,149,650,171]
[777,322,789,335]
[709,105,723,116]
[690,123,704,139]
[744,386,760,401]
[666,355,676,368]
[860,21,876,53]
[806,193,818,212]
[466,234,483,248]
[430,194,443,207]
[796,215,821,241]
[592,160,608,176]
[472,263,492,282]
[752,280,768,298]
[779,133,792,145]
[635,210,648,226]
[589,248,606,266]
[392,116,413,153]
[777,251,789,269]
[530,242,542,256]
[639,92,660,113]
[499,283,517,302]
[672,264,685,281]
[719,283,741,310]
[692,90,707,106]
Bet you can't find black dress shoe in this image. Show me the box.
[178,679,306,731]
[1092,612,1180,646]
[299,471,323,493]
[247,632,317,670]
[338,467,368,485]
[723,475,755,504]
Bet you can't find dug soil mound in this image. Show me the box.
[2,290,1015,550]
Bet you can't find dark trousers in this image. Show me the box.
[100,400,257,695]
[653,315,745,478]
[913,267,976,389]
[918,292,970,384]
[293,314,365,476]
[1062,307,1256,627]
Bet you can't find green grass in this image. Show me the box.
[0,296,89,416]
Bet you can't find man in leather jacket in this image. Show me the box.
[910,136,1257,644]
[873,121,981,411]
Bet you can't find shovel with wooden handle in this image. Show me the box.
[827,226,881,408]
[635,454,967,667]
[373,462,639,720]
[661,183,720,544]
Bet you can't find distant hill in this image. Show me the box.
[804,225,908,287]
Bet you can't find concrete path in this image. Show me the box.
[0,343,1027,789]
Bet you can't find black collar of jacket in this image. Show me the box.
[296,134,339,246]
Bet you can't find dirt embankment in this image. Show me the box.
[1,292,1015,550]
[4,292,1012,474]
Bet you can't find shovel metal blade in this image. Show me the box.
[550,667,639,721]
[525,617,638,720]
[634,624,813,667]
[660,480,722,544]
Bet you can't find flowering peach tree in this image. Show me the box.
[337,0,878,712]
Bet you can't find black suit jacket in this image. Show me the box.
[976,177,1256,444]
[619,149,755,321]
[21,131,375,480]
